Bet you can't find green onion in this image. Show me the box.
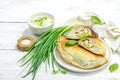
[91,16,101,24]
[19,26,71,80]
[52,68,67,74]
[52,69,60,74]
[61,69,67,74]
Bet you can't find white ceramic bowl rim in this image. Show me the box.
[28,12,54,29]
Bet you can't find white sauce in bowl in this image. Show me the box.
[30,16,53,28]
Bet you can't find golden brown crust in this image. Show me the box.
[92,38,106,56]
[57,36,108,70]
[78,38,106,56]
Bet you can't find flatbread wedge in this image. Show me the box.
[57,36,108,70]
[78,38,106,56]
[65,25,98,39]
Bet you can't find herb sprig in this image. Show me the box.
[65,40,78,46]
[109,63,119,72]
[91,15,101,24]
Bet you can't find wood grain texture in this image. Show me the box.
[0,23,35,49]
[0,22,120,80]
[0,0,120,79]
[0,50,47,80]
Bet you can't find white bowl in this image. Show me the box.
[28,12,54,35]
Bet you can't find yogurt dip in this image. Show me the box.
[28,12,54,35]
[30,16,53,28]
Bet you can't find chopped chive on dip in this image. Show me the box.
[32,16,53,28]
[34,16,47,26]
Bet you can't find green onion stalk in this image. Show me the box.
[19,26,72,80]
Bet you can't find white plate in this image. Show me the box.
[54,44,111,73]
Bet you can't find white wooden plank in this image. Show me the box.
[0,23,34,49]
[0,22,65,49]
[0,0,120,80]
[0,50,120,80]
[0,0,120,23]
[0,50,47,80]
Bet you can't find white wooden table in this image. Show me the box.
[0,0,120,80]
